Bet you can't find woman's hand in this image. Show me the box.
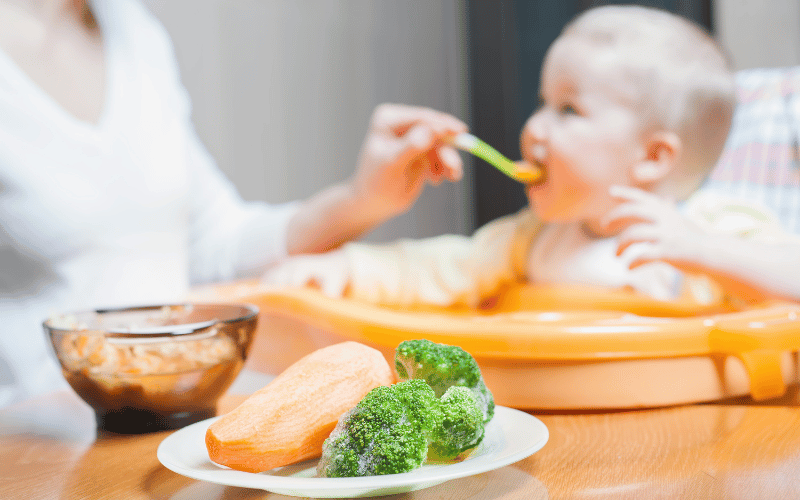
[286,104,467,255]
[351,104,468,218]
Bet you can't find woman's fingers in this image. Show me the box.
[370,103,467,137]
[436,145,463,181]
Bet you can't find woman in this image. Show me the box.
[0,0,467,405]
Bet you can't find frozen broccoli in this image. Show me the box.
[318,341,494,478]
[317,379,441,477]
[429,386,485,460]
[395,339,495,423]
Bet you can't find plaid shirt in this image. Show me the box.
[703,66,800,234]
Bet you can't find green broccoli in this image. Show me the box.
[395,339,495,423]
[317,379,441,477]
[318,341,494,478]
[429,386,485,460]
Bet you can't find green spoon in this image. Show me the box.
[448,133,541,183]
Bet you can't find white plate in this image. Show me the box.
[157,406,548,498]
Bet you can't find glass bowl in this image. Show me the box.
[44,303,258,434]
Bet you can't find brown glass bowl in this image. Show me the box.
[44,303,258,434]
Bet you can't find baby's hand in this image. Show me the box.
[262,250,351,298]
[352,104,467,218]
[602,185,709,273]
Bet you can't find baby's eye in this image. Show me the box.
[558,102,578,115]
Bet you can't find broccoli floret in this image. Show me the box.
[429,386,485,460]
[317,379,441,477]
[395,339,495,423]
[318,341,495,477]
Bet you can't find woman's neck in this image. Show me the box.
[0,0,104,124]
[5,0,94,29]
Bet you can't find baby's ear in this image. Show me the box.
[631,131,682,185]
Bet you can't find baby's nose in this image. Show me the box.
[520,113,547,160]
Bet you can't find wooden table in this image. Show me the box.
[2,386,800,500]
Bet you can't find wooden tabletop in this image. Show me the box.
[2,386,800,500]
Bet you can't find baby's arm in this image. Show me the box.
[603,185,800,302]
[286,104,467,255]
[261,250,352,299]
[265,212,527,307]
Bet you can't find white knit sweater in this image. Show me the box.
[0,0,297,405]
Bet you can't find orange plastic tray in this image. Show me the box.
[190,280,800,409]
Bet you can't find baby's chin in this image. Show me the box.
[529,204,576,223]
[529,200,606,226]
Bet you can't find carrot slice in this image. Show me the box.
[205,341,394,473]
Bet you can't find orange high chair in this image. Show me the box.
[191,279,800,410]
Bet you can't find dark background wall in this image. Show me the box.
[466,0,714,229]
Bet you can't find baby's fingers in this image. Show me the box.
[609,184,657,202]
[262,261,311,288]
[616,224,660,256]
[318,269,349,298]
[627,247,665,270]
[262,255,334,288]
[602,202,653,233]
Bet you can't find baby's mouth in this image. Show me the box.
[520,159,546,185]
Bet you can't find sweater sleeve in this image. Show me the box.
[342,209,538,307]
[186,129,300,285]
[120,0,302,285]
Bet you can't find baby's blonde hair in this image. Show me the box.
[563,5,735,198]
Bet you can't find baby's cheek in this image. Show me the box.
[571,173,616,214]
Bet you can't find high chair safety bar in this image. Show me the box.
[192,280,800,406]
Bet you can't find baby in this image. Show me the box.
[265,5,793,306]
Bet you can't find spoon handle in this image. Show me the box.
[448,133,540,182]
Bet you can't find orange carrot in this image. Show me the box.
[205,341,394,473]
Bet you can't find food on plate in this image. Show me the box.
[318,340,493,477]
[395,339,495,423]
[205,341,394,473]
[317,379,441,477]
[429,386,485,460]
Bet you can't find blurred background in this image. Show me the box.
[143,0,800,241]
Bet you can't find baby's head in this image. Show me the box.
[520,5,735,227]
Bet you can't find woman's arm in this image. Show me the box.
[286,104,467,255]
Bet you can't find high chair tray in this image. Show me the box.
[190,280,800,410]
